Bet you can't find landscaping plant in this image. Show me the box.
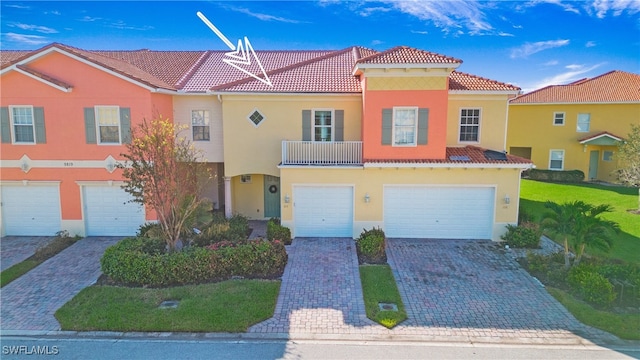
[355,227,386,264]
[616,124,640,212]
[267,218,292,245]
[501,223,541,248]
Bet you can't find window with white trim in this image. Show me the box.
[95,106,121,144]
[603,150,614,162]
[248,109,265,127]
[459,108,480,142]
[553,112,565,126]
[313,109,333,142]
[393,107,417,146]
[10,106,35,143]
[549,150,565,170]
[577,113,590,132]
[191,110,210,141]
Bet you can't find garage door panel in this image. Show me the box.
[294,186,353,237]
[2,185,61,236]
[384,186,494,239]
[84,186,145,236]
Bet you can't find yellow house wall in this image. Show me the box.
[279,166,522,240]
[231,174,265,219]
[221,94,362,178]
[507,103,640,181]
[172,95,224,163]
[448,94,511,150]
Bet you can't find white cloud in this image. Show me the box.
[565,64,584,70]
[109,21,154,31]
[543,60,559,66]
[498,32,514,37]
[5,33,48,45]
[78,16,101,22]
[411,30,429,35]
[521,0,581,14]
[371,39,384,45]
[380,0,493,35]
[585,41,597,47]
[222,5,304,24]
[10,23,58,34]
[528,63,604,91]
[510,39,570,58]
[587,0,640,18]
[4,4,30,9]
[45,10,61,16]
[359,6,392,17]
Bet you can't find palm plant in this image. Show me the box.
[571,204,619,265]
[542,201,586,268]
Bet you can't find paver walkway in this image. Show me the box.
[0,237,121,330]
[1,236,56,271]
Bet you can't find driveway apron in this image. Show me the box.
[1,237,56,271]
[0,237,121,331]
[249,238,375,335]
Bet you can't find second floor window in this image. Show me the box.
[393,107,417,146]
[577,113,590,132]
[192,110,210,141]
[459,108,480,142]
[313,110,333,142]
[95,106,121,144]
[553,112,565,125]
[11,106,35,143]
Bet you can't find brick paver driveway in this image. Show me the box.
[1,236,56,271]
[0,237,121,331]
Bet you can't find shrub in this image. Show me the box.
[568,265,616,307]
[356,228,386,264]
[267,218,292,245]
[193,213,250,247]
[101,237,287,287]
[33,233,79,261]
[527,169,585,183]
[501,223,541,248]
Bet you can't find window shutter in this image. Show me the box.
[84,108,97,144]
[417,108,429,145]
[335,110,344,141]
[381,108,392,145]
[120,107,131,144]
[34,107,46,144]
[302,110,311,141]
[1,107,10,143]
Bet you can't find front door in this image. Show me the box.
[263,175,281,218]
[589,150,600,180]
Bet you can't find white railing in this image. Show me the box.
[282,141,363,165]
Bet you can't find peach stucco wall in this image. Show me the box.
[1,51,172,222]
[362,87,449,160]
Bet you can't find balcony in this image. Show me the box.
[281,141,363,166]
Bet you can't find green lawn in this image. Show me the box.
[0,260,40,288]
[55,280,280,332]
[547,287,640,340]
[520,180,640,264]
[359,264,407,329]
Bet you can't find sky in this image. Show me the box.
[1,0,639,92]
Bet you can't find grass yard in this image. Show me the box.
[547,287,640,340]
[55,280,280,332]
[520,179,640,264]
[0,260,40,288]
[359,264,407,329]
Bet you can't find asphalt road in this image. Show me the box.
[1,336,638,360]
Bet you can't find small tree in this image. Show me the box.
[571,204,619,265]
[617,124,640,212]
[542,201,584,269]
[119,116,212,252]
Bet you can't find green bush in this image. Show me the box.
[193,213,250,247]
[501,223,541,248]
[356,228,386,264]
[568,265,616,307]
[267,218,292,245]
[527,168,585,183]
[101,237,287,287]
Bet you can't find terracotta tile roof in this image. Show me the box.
[578,131,624,143]
[364,146,533,165]
[15,64,73,90]
[93,50,209,89]
[449,71,520,92]
[510,70,640,104]
[212,48,362,93]
[1,51,31,66]
[356,46,462,65]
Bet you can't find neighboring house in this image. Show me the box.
[1,43,531,240]
[507,70,640,182]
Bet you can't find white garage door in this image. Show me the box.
[384,186,494,239]
[294,186,353,237]
[83,186,145,236]
[1,185,61,236]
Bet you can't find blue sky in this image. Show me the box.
[2,1,639,92]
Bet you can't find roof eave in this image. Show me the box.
[363,162,534,169]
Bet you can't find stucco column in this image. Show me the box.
[224,176,232,218]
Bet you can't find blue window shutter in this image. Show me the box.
[34,107,46,144]
[302,110,311,141]
[382,108,392,145]
[335,110,344,141]
[417,108,429,145]
[1,107,10,143]
[84,108,97,144]
[120,107,131,144]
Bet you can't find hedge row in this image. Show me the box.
[267,218,292,245]
[526,169,585,183]
[101,237,287,287]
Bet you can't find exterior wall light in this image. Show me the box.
[504,194,510,204]
[284,194,290,203]
[364,193,370,203]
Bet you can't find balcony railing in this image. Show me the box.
[282,141,363,166]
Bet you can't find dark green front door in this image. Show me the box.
[264,175,281,218]
[589,150,599,180]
